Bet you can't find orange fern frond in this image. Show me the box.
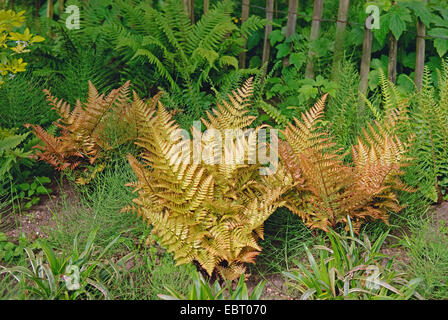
[27,82,150,178]
[125,79,287,280]
[280,95,411,232]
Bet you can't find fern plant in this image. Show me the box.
[124,79,288,280]
[410,63,448,202]
[364,60,448,203]
[81,0,264,124]
[278,94,411,232]
[25,81,144,184]
[326,60,363,150]
[28,14,121,105]
[0,70,56,130]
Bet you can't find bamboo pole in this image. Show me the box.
[47,0,54,19]
[283,0,299,67]
[34,0,41,17]
[190,0,194,24]
[204,0,209,14]
[331,0,350,79]
[239,0,251,69]
[183,0,189,15]
[415,0,427,90]
[387,2,398,83]
[262,0,274,68]
[305,0,324,79]
[59,0,64,15]
[388,33,398,83]
[358,16,373,114]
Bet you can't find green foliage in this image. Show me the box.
[257,30,339,128]
[409,65,448,202]
[0,229,122,300]
[0,126,53,215]
[159,270,265,300]
[0,127,31,185]
[0,232,28,264]
[79,0,264,126]
[374,1,413,43]
[0,128,33,205]
[108,239,193,300]
[9,176,52,211]
[261,71,339,128]
[0,71,56,130]
[367,59,448,203]
[283,218,422,300]
[250,207,317,276]
[326,60,363,150]
[401,215,448,299]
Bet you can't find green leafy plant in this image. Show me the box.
[325,59,363,150]
[0,127,34,211]
[364,59,448,203]
[10,176,52,211]
[400,215,448,299]
[0,232,28,264]
[0,229,121,300]
[258,30,338,128]
[0,71,56,130]
[158,270,265,300]
[1,126,54,214]
[0,128,31,181]
[263,72,338,126]
[411,63,448,202]
[283,217,422,300]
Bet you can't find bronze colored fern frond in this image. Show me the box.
[27,82,150,179]
[125,79,287,280]
[280,95,411,232]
